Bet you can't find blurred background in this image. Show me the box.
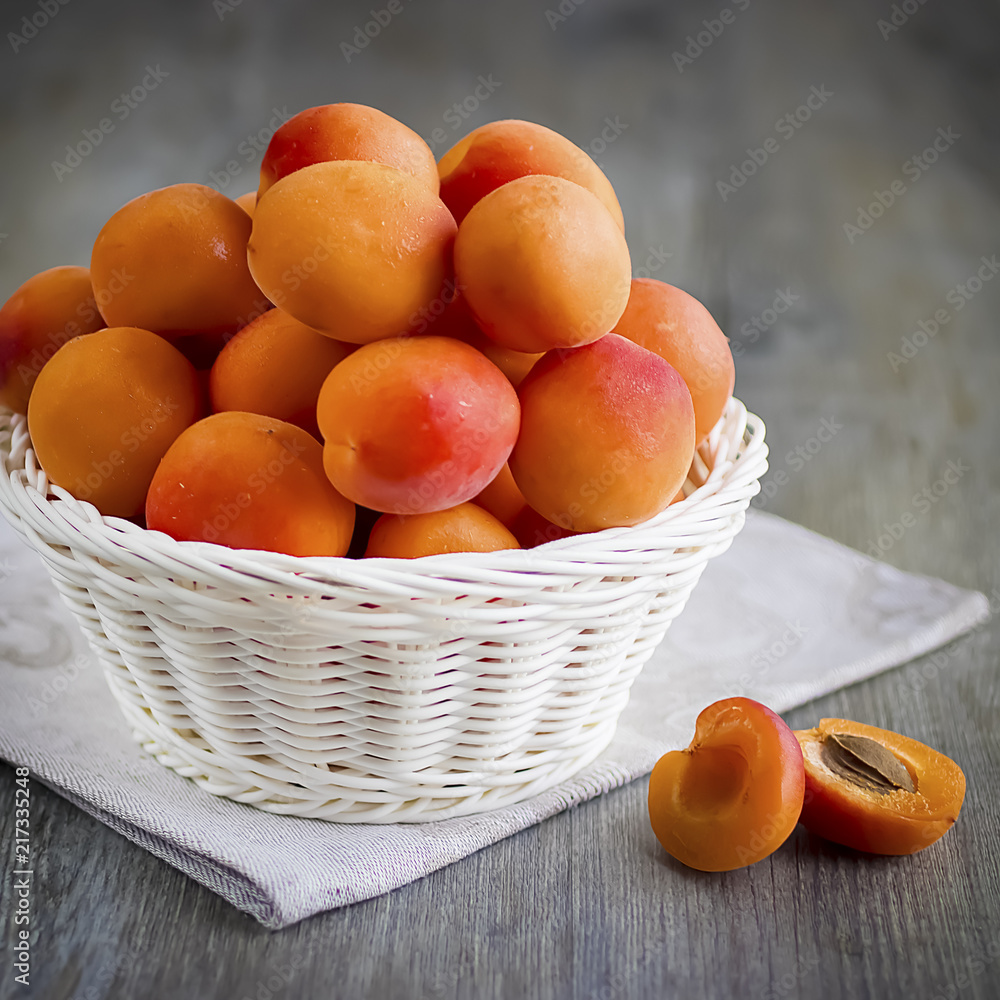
[1,0,997,582]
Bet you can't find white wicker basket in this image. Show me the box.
[0,399,766,822]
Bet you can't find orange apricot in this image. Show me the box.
[91,184,266,338]
[649,698,805,872]
[0,266,105,413]
[26,327,202,517]
[509,334,695,532]
[438,120,624,229]
[454,175,631,353]
[258,103,439,197]
[234,191,257,217]
[210,308,351,437]
[473,463,528,528]
[508,505,580,549]
[248,161,457,344]
[795,719,966,856]
[364,503,519,558]
[146,411,354,557]
[614,279,735,442]
[317,335,519,514]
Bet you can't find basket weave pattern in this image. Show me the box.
[0,400,766,822]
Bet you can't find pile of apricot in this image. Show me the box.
[0,104,735,560]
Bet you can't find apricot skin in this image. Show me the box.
[454,175,631,354]
[364,503,519,558]
[26,327,202,518]
[210,308,351,437]
[146,412,355,558]
[614,279,735,443]
[0,266,105,414]
[438,119,624,229]
[91,184,266,338]
[248,161,457,345]
[509,334,695,532]
[317,336,520,515]
[258,103,439,197]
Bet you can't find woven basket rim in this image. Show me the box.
[0,397,767,592]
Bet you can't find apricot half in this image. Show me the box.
[795,719,966,855]
[649,698,806,872]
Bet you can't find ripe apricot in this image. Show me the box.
[210,308,351,437]
[795,719,966,855]
[614,279,735,442]
[461,325,544,388]
[317,335,519,514]
[248,161,457,344]
[26,327,202,517]
[438,120,624,229]
[91,184,266,338]
[454,175,631,353]
[146,411,355,557]
[509,334,695,532]
[508,505,580,549]
[364,503,519,558]
[473,463,527,528]
[0,266,105,413]
[649,698,805,872]
[235,191,257,217]
[258,103,439,197]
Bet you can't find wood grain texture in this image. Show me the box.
[1,0,999,997]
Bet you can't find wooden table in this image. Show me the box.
[1,0,998,996]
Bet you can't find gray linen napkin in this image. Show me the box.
[0,509,989,929]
